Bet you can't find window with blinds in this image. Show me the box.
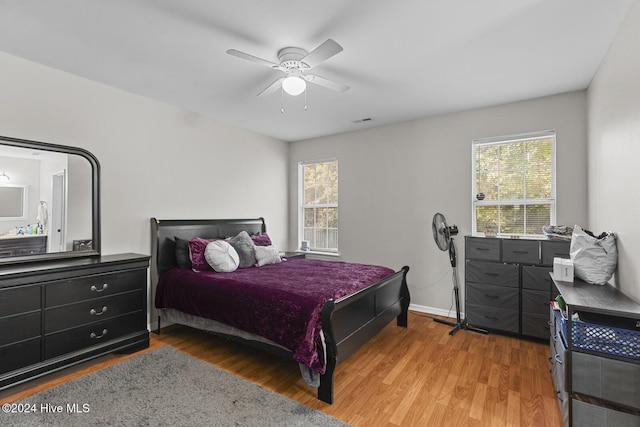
[299,159,338,252]
[472,131,556,237]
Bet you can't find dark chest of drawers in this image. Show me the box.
[551,277,640,426]
[0,253,149,389]
[465,236,570,339]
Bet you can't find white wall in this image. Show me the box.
[588,0,640,300]
[289,91,588,315]
[0,50,290,259]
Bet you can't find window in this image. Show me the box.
[472,130,555,237]
[299,159,338,252]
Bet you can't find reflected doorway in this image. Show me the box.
[50,170,66,252]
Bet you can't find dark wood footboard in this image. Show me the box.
[319,265,410,404]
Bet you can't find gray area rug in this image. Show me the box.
[4,346,349,427]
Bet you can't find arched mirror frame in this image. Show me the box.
[0,135,100,265]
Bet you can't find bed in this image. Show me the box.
[150,217,410,404]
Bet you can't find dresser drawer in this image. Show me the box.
[550,327,567,391]
[45,269,146,307]
[0,338,41,375]
[466,260,519,287]
[522,265,553,291]
[45,290,144,333]
[465,237,500,261]
[522,289,550,315]
[44,312,144,359]
[572,400,640,427]
[502,240,540,264]
[0,312,41,346]
[572,351,640,409]
[466,282,518,308]
[0,284,40,317]
[466,303,519,333]
[541,240,570,266]
[522,312,550,339]
[551,331,567,369]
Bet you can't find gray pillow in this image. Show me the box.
[255,245,282,267]
[228,231,257,268]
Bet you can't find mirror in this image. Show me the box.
[0,135,100,264]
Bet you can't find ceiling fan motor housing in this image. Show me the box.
[277,47,310,70]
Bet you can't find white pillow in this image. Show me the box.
[254,245,282,267]
[204,240,239,272]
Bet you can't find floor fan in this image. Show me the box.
[432,213,487,336]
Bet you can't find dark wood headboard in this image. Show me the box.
[149,217,266,321]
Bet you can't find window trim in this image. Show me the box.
[471,130,556,237]
[298,158,339,254]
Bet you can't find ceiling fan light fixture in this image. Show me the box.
[282,75,306,96]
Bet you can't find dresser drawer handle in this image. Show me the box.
[484,294,500,299]
[484,315,499,321]
[90,329,108,339]
[476,248,490,251]
[90,306,108,316]
[513,250,529,254]
[484,273,499,277]
[91,283,109,292]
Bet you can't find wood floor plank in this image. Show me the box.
[0,311,563,426]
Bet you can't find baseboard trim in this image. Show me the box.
[409,303,464,320]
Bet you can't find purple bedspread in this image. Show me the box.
[155,258,395,373]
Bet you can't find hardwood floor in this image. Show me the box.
[0,311,562,426]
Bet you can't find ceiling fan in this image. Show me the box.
[226,39,349,97]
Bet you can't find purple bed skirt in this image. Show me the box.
[155,258,395,373]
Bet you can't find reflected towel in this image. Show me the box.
[37,201,48,231]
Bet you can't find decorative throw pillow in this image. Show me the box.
[251,233,272,247]
[174,237,192,269]
[228,231,257,268]
[254,245,282,267]
[204,240,239,273]
[188,237,215,271]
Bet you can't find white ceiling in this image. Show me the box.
[0,0,634,142]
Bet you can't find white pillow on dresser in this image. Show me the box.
[204,240,240,272]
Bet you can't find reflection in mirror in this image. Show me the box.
[0,136,100,264]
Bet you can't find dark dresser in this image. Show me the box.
[551,276,640,426]
[0,253,149,389]
[465,236,570,339]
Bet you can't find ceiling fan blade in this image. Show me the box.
[300,39,343,69]
[226,49,281,69]
[304,74,349,92]
[257,77,284,97]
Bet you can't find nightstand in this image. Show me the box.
[281,252,306,260]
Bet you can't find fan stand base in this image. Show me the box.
[432,317,488,336]
[434,248,488,336]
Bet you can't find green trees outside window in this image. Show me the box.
[473,132,555,237]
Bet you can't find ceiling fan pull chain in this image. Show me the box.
[280,87,285,114]
[304,90,308,111]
